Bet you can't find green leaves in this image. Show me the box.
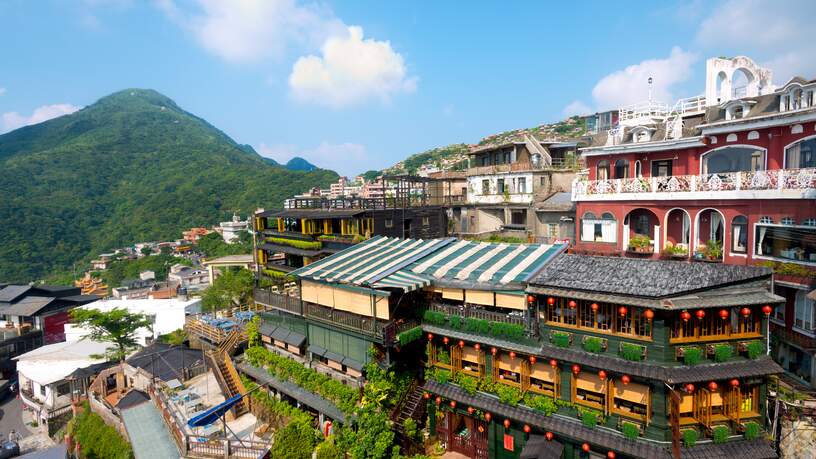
[712,425,730,444]
[397,326,422,347]
[201,267,255,312]
[70,307,151,361]
[682,428,698,447]
[69,402,133,459]
[713,344,733,363]
[682,347,703,365]
[746,340,764,359]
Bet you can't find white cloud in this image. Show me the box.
[695,0,816,81]
[0,88,6,96]
[1,104,80,133]
[289,26,417,108]
[157,0,344,63]
[257,141,370,176]
[562,100,592,117]
[590,47,698,110]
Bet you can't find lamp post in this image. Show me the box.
[648,77,654,107]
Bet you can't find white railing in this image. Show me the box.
[572,168,816,199]
[619,100,670,121]
[671,95,707,115]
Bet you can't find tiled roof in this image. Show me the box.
[530,255,772,299]
[680,439,776,459]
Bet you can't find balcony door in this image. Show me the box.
[651,160,672,177]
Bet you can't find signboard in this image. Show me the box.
[43,310,70,344]
[503,433,514,451]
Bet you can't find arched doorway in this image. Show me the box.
[664,208,691,258]
[694,208,725,261]
[624,208,660,254]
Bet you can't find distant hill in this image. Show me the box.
[285,156,317,171]
[0,88,338,282]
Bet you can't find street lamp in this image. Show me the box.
[648,77,654,105]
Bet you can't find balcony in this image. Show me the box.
[572,167,816,201]
[426,302,529,334]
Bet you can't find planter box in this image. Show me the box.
[581,335,608,351]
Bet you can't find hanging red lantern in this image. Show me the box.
[527,295,535,303]
[547,297,555,305]
[762,305,773,316]
[474,343,481,350]
[423,392,431,399]
[621,374,631,385]
[503,419,511,429]
[695,309,705,319]
[730,379,739,387]
[618,306,628,316]
[443,337,449,345]
[708,381,718,391]
[718,309,729,320]
[607,452,616,459]
[435,396,441,405]
[484,412,491,422]
[644,309,654,320]
[549,359,558,368]
[681,310,691,322]
[523,424,531,434]
[740,307,751,317]
[450,401,456,408]
[598,370,607,380]
[685,383,695,393]
[509,351,517,359]
[591,302,599,312]
[545,431,554,441]
[582,443,591,453]
[467,406,475,414]
[427,333,433,340]
[572,364,581,374]
[529,356,537,364]
[458,340,465,348]
[491,347,497,355]
[568,300,577,309]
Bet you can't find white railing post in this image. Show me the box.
[615,179,622,193]
[651,177,658,194]
[778,169,786,190]
[736,172,742,191]
[690,175,697,192]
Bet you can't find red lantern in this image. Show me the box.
[427,333,433,340]
[443,337,449,345]
[718,309,729,320]
[547,297,555,305]
[740,307,751,317]
[450,401,456,408]
[491,347,497,355]
[681,311,691,322]
[523,424,531,433]
[762,305,773,316]
[607,452,616,459]
[621,374,631,385]
[572,364,581,374]
[467,406,474,414]
[618,306,628,316]
[474,343,481,350]
[708,381,718,391]
[582,443,591,453]
[503,419,511,429]
[644,309,654,320]
[545,431,554,441]
[695,309,705,319]
[484,412,491,421]
[527,295,535,303]
[591,302,599,312]
[529,356,537,364]
[598,370,607,380]
[458,340,465,348]
[730,379,739,387]
[685,383,695,393]
[435,396,441,405]
[549,359,558,368]
[423,392,431,399]
[568,300,577,309]
[509,351,517,359]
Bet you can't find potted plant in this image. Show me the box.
[628,234,653,254]
[702,239,723,261]
[662,242,689,259]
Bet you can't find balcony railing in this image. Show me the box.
[572,168,816,200]
[428,302,526,328]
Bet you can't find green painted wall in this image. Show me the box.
[308,323,372,363]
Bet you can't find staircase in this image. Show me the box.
[206,347,250,417]
[392,382,426,453]
[523,134,552,167]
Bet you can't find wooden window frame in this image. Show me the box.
[670,308,762,344]
[542,299,653,342]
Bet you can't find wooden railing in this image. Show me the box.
[254,288,302,315]
[185,317,229,344]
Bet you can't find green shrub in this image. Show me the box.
[746,341,764,359]
[314,439,344,459]
[580,410,599,428]
[628,234,651,250]
[552,331,571,348]
[465,317,490,334]
[242,377,312,427]
[269,419,319,459]
[743,421,760,440]
[621,342,644,361]
[397,326,423,347]
[712,425,730,443]
[267,236,321,251]
[582,336,603,353]
[490,322,524,340]
[437,350,450,364]
[449,315,463,330]
[683,347,702,365]
[423,310,447,326]
[495,384,523,406]
[403,418,420,442]
[621,422,639,439]
[431,368,451,384]
[713,344,733,362]
[69,403,133,459]
[456,374,479,394]
[682,429,698,447]
[524,395,557,416]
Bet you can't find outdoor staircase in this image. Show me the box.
[392,382,426,453]
[523,134,552,167]
[206,333,250,418]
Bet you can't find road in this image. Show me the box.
[0,393,28,442]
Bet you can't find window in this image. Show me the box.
[611,378,650,421]
[634,160,642,178]
[580,212,617,243]
[614,160,629,179]
[517,177,527,194]
[546,223,559,239]
[651,160,672,177]
[545,300,652,338]
[497,179,505,194]
[782,217,796,225]
[794,290,815,332]
[511,210,527,226]
[385,219,393,228]
[56,382,71,397]
[772,304,785,322]
[39,385,46,397]
[482,179,490,195]
[671,307,762,342]
[731,216,748,253]
[785,137,816,168]
[422,217,430,227]
[633,214,651,237]
[702,146,766,174]
[755,223,816,262]
[759,216,773,224]
[597,160,610,180]
[803,219,816,227]
[573,371,606,410]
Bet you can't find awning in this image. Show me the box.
[341,357,364,372]
[324,351,344,363]
[308,345,327,357]
[283,331,306,347]
[371,270,433,292]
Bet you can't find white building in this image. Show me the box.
[218,214,250,243]
[168,264,209,291]
[64,297,202,346]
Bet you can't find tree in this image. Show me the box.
[201,268,255,312]
[140,246,153,256]
[268,419,317,459]
[70,307,152,361]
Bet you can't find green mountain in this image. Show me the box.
[0,89,338,282]
[285,157,317,171]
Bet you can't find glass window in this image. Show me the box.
[422,217,430,227]
[759,216,773,224]
[497,179,505,194]
[511,210,526,226]
[57,382,71,397]
[702,146,766,174]
[634,161,642,178]
[597,160,610,180]
[782,217,795,225]
[731,216,748,253]
[794,290,815,332]
[482,179,490,195]
[755,224,816,262]
[651,160,672,177]
[773,304,785,322]
[518,177,526,193]
[385,219,393,228]
[803,218,816,227]
[581,213,616,243]
[614,160,629,179]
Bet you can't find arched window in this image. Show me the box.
[731,216,748,253]
[581,212,616,243]
[634,160,642,178]
[597,160,610,180]
[785,137,816,169]
[614,160,629,179]
[702,146,765,174]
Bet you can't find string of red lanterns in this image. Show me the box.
[591,302,599,312]
[618,306,628,316]
[708,381,718,391]
[547,297,555,305]
[741,307,751,317]
[685,383,694,393]
[568,300,577,309]
[695,309,705,319]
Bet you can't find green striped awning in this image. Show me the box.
[371,270,433,292]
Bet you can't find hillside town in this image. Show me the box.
[2,46,816,459]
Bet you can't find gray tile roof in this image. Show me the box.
[530,254,772,299]
[680,439,776,459]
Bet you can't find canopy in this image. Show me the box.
[187,394,244,427]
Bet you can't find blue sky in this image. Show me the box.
[1,0,814,176]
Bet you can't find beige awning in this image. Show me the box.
[575,372,605,392]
